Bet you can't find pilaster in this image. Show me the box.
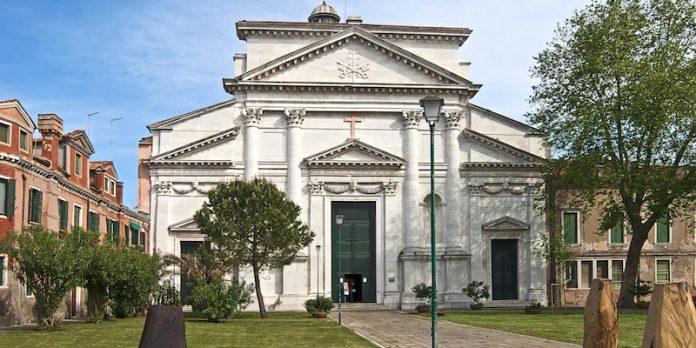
[401,110,422,252]
[242,107,262,180]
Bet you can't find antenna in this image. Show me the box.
[87,112,100,136]
[108,117,124,159]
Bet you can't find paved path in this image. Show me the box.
[337,310,581,348]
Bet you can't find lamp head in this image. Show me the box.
[335,214,344,225]
[419,95,444,124]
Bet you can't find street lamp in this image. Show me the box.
[316,244,322,299]
[335,214,344,326]
[420,95,444,348]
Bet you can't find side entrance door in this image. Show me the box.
[491,239,518,300]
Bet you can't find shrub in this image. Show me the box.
[191,278,254,322]
[463,280,490,304]
[304,298,318,313]
[630,279,652,302]
[109,247,161,318]
[411,282,432,304]
[152,279,182,306]
[313,296,334,312]
[0,226,84,329]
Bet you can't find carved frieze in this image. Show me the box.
[284,109,306,127]
[402,110,422,128]
[468,181,534,196]
[444,110,464,129]
[154,180,240,196]
[309,181,398,196]
[242,107,263,126]
[154,181,172,195]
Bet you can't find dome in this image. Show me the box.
[308,1,340,23]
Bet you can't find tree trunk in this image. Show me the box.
[253,265,267,318]
[617,228,649,308]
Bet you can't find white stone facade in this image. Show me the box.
[144,9,548,310]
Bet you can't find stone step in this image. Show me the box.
[338,303,394,311]
[482,300,534,309]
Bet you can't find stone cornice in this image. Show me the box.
[224,81,476,96]
[0,153,148,222]
[145,160,236,168]
[461,129,545,162]
[236,21,472,46]
[462,162,544,169]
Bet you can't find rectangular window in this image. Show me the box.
[656,260,671,283]
[0,122,9,144]
[612,260,624,283]
[88,211,99,232]
[131,226,139,246]
[566,261,578,288]
[124,225,130,245]
[0,254,7,287]
[580,260,593,288]
[0,178,15,217]
[73,204,82,228]
[562,211,579,244]
[75,153,82,176]
[106,219,120,243]
[596,260,609,279]
[58,199,68,231]
[610,213,624,244]
[110,181,115,195]
[28,188,42,224]
[19,130,28,151]
[104,177,108,190]
[656,216,670,244]
[140,231,146,249]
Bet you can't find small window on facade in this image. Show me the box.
[565,261,578,288]
[131,226,139,246]
[0,123,9,144]
[73,205,82,228]
[75,153,82,176]
[562,211,578,244]
[28,188,42,224]
[610,213,624,244]
[656,260,671,283]
[612,260,624,282]
[596,260,609,279]
[110,181,116,195]
[0,178,14,217]
[58,199,68,231]
[656,215,670,244]
[19,130,28,151]
[580,260,592,288]
[88,211,99,232]
[0,254,7,287]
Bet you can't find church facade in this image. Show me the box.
[140,3,549,310]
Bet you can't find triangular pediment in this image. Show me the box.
[63,130,95,155]
[462,129,544,163]
[151,127,240,162]
[482,216,529,231]
[236,27,476,87]
[304,138,404,169]
[169,218,200,233]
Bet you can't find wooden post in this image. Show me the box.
[583,279,618,348]
[139,305,187,348]
[642,282,696,348]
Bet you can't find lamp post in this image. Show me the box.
[335,214,344,326]
[316,244,321,298]
[420,95,444,348]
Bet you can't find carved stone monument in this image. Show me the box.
[139,305,187,348]
[642,282,696,348]
[583,279,618,348]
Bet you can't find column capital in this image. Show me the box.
[401,110,422,128]
[444,110,465,129]
[284,108,306,127]
[242,107,263,126]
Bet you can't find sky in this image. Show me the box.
[0,0,592,208]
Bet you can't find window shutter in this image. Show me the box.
[5,179,15,217]
[113,220,120,243]
[59,200,68,231]
[563,213,577,244]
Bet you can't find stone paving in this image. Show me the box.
[337,310,581,348]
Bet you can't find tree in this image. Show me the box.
[529,0,696,307]
[194,178,313,318]
[108,247,161,318]
[163,244,236,285]
[0,226,83,328]
[74,228,113,322]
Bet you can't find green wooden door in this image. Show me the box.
[491,239,518,300]
[180,241,202,304]
[331,202,376,303]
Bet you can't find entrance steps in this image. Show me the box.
[339,303,394,311]
[484,300,533,309]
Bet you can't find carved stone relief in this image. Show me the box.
[309,180,397,195]
[242,107,263,126]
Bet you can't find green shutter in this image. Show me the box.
[58,200,68,231]
[29,189,42,224]
[5,179,15,217]
[563,212,577,244]
[656,216,670,243]
[124,225,130,245]
[113,220,120,243]
[132,227,139,246]
[610,214,624,244]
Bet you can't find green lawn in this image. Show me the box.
[440,311,646,348]
[0,312,375,348]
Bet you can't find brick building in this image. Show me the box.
[0,99,149,326]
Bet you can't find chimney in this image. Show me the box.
[37,114,64,136]
[346,16,363,24]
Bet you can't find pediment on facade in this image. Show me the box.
[482,216,529,231]
[233,27,478,88]
[304,138,404,168]
[148,99,237,131]
[150,127,240,162]
[169,218,200,233]
[462,129,544,163]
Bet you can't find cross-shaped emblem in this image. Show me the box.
[337,52,369,81]
[344,115,363,138]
